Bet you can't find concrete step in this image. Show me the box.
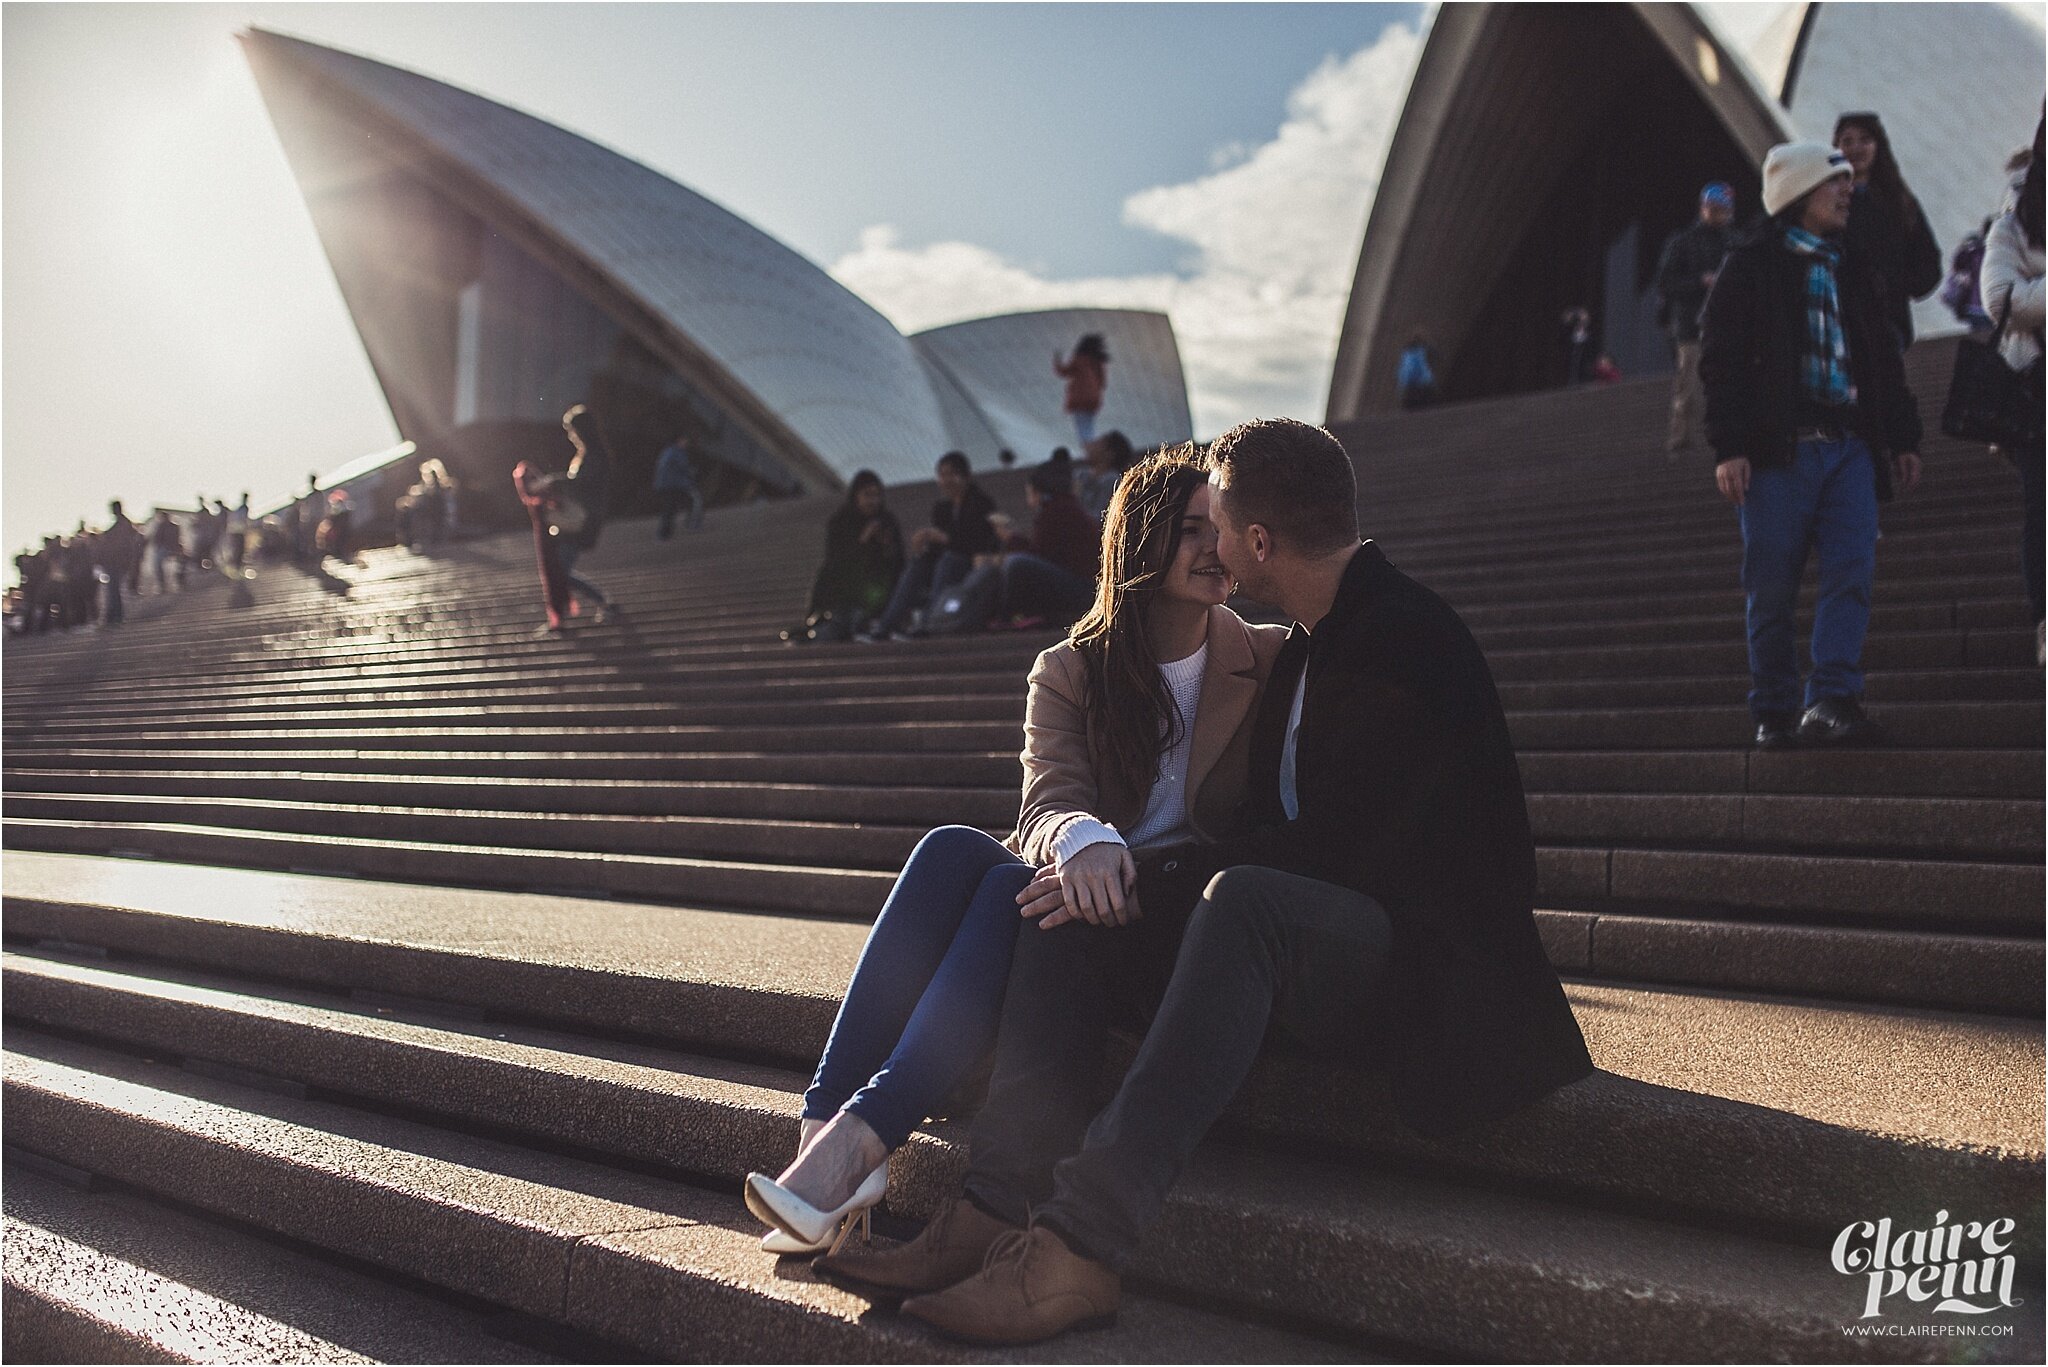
[13,633,2035,735]
[1,819,894,917]
[0,720,1027,756]
[8,843,2035,1014]
[2,693,1029,737]
[5,944,2037,1258]
[10,664,2038,732]
[1,1165,563,1364]
[10,811,2040,937]
[8,744,2039,800]
[5,785,2037,865]
[0,1035,1370,1363]
[0,793,937,870]
[1506,700,2039,751]
[4,695,2036,755]
[11,1031,2031,1363]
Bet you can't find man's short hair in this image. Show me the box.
[1205,418,1359,555]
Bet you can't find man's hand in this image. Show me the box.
[909,528,938,554]
[1715,457,1752,507]
[1701,271,1717,289]
[1893,450,1922,495]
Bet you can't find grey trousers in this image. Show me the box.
[967,864,1392,1271]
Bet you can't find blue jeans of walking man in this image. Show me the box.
[1739,436,1879,718]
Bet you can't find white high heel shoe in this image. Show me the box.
[760,1226,832,1256]
[745,1162,888,1256]
[758,1116,833,1255]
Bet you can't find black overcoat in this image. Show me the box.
[1208,543,1594,1137]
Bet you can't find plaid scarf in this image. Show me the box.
[1783,226,1854,407]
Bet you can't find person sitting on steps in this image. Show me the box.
[788,470,904,643]
[743,447,1287,1261]
[813,418,1593,1347]
[864,451,1000,641]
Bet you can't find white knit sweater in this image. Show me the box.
[1053,644,1207,861]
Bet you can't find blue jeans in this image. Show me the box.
[1071,411,1097,445]
[1738,436,1879,718]
[876,550,970,634]
[805,826,1032,1149]
[656,487,703,537]
[555,539,611,609]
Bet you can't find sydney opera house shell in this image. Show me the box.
[239,29,1192,516]
[1327,1,2045,419]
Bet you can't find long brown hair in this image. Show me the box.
[1068,445,1209,802]
[1834,112,1919,227]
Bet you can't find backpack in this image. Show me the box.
[1941,233,1990,327]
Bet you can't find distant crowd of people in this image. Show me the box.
[6,493,257,634]
[5,461,448,634]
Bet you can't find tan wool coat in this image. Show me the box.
[1007,604,1289,865]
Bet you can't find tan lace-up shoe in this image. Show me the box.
[811,1196,1016,1308]
[900,1225,1120,1345]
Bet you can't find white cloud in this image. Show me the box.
[829,18,1428,437]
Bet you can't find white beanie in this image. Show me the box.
[1762,142,1853,216]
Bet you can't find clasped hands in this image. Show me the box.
[1015,841,1141,931]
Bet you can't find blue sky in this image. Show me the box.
[3,1,1432,555]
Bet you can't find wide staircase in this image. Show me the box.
[4,340,2041,1362]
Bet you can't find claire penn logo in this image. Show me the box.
[1831,1211,2021,1319]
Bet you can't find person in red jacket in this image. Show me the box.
[1053,334,1109,444]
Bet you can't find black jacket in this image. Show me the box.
[1845,184,1942,348]
[1204,544,1593,1137]
[807,504,904,620]
[930,485,1000,559]
[561,445,612,548]
[1655,220,1733,342]
[1699,221,1922,498]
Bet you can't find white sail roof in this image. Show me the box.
[246,29,994,487]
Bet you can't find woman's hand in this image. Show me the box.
[1018,842,1137,930]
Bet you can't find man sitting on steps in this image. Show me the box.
[814,417,1594,1346]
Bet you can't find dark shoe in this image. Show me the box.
[1753,712,1800,750]
[1798,696,1884,746]
[900,1225,1120,1346]
[812,1197,1016,1309]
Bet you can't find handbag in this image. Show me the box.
[1941,298,2044,447]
